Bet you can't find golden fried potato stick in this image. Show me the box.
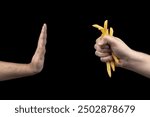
[92,24,103,31]
[103,20,112,77]
[92,20,119,77]
[110,27,120,64]
[109,27,113,36]
[112,53,119,64]
[110,61,115,71]
[106,62,111,77]
[109,27,115,71]
[104,20,108,35]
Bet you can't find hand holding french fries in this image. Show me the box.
[92,20,119,77]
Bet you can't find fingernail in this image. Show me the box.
[43,23,46,27]
[98,42,103,45]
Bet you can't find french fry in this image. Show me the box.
[109,27,116,71]
[112,53,119,64]
[110,61,115,71]
[103,21,112,77]
[106,62,111,77]
[103,20,108,36]
[104,20,108,31]
[92,24,104,30]
[103,20,112,77]
[110,27,113,36]
[109,27,119,64]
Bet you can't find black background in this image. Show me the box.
[0,1,150,99]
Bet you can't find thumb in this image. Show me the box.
[98,35,117,46]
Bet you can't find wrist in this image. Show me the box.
[117,49,136,69]
[27,63,38,75]
[122,49,147,70]
[28,62,43,75]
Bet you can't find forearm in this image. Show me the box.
[123,50,150,78]
[0,61,34,81]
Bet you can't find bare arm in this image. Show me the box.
[0,24,47,81]
[124,50,150,78]
[94,35,150,78]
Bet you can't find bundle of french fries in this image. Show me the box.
[92,20,119,77]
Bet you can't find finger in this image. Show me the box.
[100,45,110,50]
[94,44,111,53]
[95,44,109,49]
[37,47,46,59]
[99,35,118,46]
[95,51,110,57]
[100,56,113,62]
[99,48,111,53]
[96,36,102,43]
[33,23,47,63]
[40,23,47,39]
[96,35,116,48]
[94,44,101,51]
[101,45,109,49]
[38,23,47,47]
[96,37,108,46]
[94,44,97,50]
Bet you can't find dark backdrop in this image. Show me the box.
[0,2,150,99]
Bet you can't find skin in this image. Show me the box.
[94,35,150,78]
[0,23,47,81]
